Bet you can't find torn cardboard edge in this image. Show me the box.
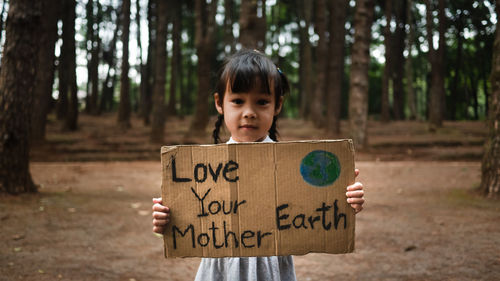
[161,139,356,258]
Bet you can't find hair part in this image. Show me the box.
[213,49,290,144]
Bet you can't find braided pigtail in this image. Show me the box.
[212,114,224,144]
[268,116,279,142]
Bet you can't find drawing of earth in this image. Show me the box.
[300,150,341,187]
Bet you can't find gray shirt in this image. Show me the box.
[193,136,297,281]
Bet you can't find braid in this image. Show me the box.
[268,116,279,142]
[213,114,224,144]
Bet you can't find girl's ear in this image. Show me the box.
[274,96,284,116]
[214,93,224,114]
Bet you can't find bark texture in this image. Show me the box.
[348,0,374,149]
[150,0,168,143]
[62,0,78,131]
[239,0,266,50]
[0,0,40,194]
[480,0,500,199]
[117,0,132,129]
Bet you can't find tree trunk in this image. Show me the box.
[187,0,218,137]
[381,0,393,122]
[224,0,235,55]
[392,0,407,120]
[348,0,374,149]
[100,5,121,114]
[31,0,59,141]
[296,0,313,119]
[405,0,417,120]
[140,0,155,125]
[326,0,348,135]
[480,0,500,199]
[167,0,181,116]
[150,0,168,143]
[87,0,101,115]
[310,0,328,128]
[239,0,266,50]
[63,0,78,131]
[0,0,40,194]
[117,0,131,129]
[425,0,446,130]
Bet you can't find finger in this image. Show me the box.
[346,182,363,191]
[347,197,365,204]
[153,226,165,234]
[355,169,360,178]
[152,211,169,220]
[351,204,363,214]
[153,218,169,226]
[152,203,169,212]
[346,190,364,198]
[152,197,163,204]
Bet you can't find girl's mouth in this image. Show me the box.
[240,125,257,129]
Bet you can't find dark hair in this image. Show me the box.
[212,49,290,144]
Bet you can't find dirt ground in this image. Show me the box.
[1,114,499,280]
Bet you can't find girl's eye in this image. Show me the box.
[231,99,244,105]
[257,99,270,105]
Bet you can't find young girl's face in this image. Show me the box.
[215,83,283,142]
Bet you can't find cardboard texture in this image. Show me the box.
[161,140,356,258]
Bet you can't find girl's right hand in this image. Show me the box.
[152,197,170,234]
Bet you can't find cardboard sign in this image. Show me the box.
[161,140,356,258]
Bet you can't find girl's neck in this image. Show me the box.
[227,135,273,144]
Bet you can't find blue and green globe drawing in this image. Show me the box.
[300,150,341,187]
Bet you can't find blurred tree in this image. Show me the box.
[296,0,313,119]
[405,0,417,120]
[425,0,446,130]
[0,0,7,58]
[480,0,500,199]
[239,0,266,50]
[187,0,218,137]
[31,0,59,141]
[381,0,392,122]
[392,0,407,120]
[100,3,121,114]
[150,0,168,143]
[86,0,102,115]
[167,0,181,116]
[62,0,79,131]
[139,0,155,124]
[326,0,349,135]
[349,0,374,148]
[224,0,236,55]
[310,0,328,128]
[117,0,131,129]
[0,0,40,194]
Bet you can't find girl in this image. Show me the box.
[152,49,365,281]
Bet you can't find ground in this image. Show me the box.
[1,114,499,280]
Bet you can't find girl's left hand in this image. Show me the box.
[346,169,365,214]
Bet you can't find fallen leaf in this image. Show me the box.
[138,210,149,216]
[13,247,22,252]
[130,203,141,209]
[12,234,25,241]
[404,245,417,252]
[67,208,76,213]
[38,269,45,274]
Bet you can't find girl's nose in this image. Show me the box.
[243,105,257,118]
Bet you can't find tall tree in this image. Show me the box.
[86,0,102,115]
[117,0,132,128]
[224,0,235,55]
[310,0,328,128]
[405,0,417,120]
[392,0,407,120]
[31,0,59,141]
[326,0,349,135]
[239,0,266,50]
[0,0,40,194]
[348,0,374,148]
[296,0,314,119]
[186,0,218,137]
[167,0,181,116]
[480,0,500,199]
[425,0,446,130]
[150,0,168,143]
[381,0,393,122]
[139,0,156,125]
[62,0,79,131]
[100,4,121,114]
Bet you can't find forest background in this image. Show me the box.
[0,0,500,280]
